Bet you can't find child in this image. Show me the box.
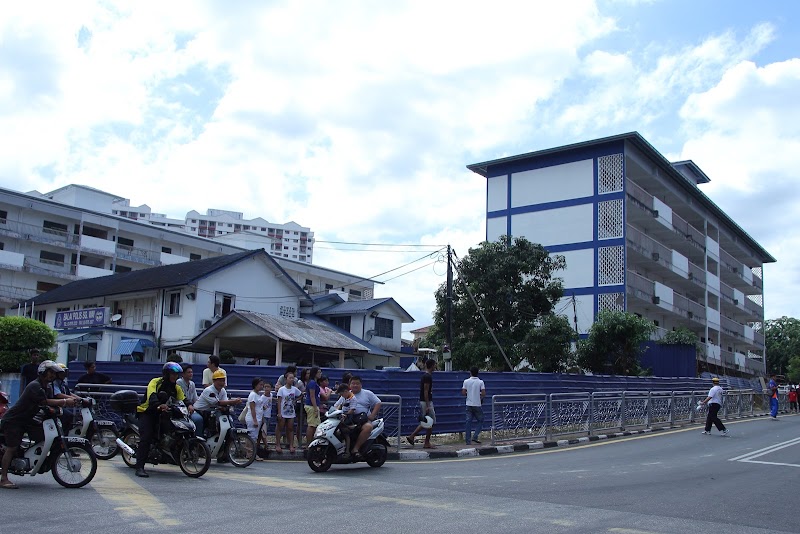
[275,372,301,453]
[333,383,357,458]
[257,383,273,458]
[244,378,267,443]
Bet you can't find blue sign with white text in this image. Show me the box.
[55,307,109,329]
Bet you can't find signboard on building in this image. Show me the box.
[55,307,109,329]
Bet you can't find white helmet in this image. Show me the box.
[419,415,434,429]
[37,359,60,376]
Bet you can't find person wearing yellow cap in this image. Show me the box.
[699,377,728,436]
[192,369,241,438]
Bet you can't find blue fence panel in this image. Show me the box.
[72,362,717,438]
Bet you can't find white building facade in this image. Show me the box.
[468,132,775,378]
[0,185,368,314]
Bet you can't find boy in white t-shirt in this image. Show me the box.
[333,383,357,457]
[275,372,301,453]
[461,366,486,445]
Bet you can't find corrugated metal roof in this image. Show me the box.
[113,338,156,356]
[226,310,369,352]
[318,298,391,314]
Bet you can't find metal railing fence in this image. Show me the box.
[491,389,761,445]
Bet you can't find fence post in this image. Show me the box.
[689,391,695,423]
[546,394,552,442]
[588,392,595,437]
[620,391,627,431]
[669,390,675,427]
[646,391,652,429]
[397,395,402,450]
[490,395,496,446]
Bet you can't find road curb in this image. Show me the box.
[391,413,776,461]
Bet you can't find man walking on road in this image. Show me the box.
[407,359,437,449]
[462,367,485,445]
[700,377,728,435]
[768,373,779,419]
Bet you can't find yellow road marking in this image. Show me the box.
[400,414,790,464]
[204,469,335,493]
[91,463,181,527]
[370,495,507,516]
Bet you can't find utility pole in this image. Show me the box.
[444,244,453,371]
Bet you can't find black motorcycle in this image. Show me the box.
[111,390,212,478]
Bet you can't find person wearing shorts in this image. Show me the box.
[407,359,437,449]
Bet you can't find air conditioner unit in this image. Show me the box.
[141,322,153,331]
[688,272,694,280]
[651,252,659,261]
[200,319,213,330]
[652,296,660,305]
[733,299,739,305]
[732,267,738,273]
[687,311,693,319]
[652,210,659,218]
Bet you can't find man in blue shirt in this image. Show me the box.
[768,373,779,419]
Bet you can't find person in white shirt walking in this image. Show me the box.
[462,367,486,445]
[700,377,728,435]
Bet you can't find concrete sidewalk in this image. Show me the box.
[265,411,780,462]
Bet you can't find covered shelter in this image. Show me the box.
[182,310,378,367]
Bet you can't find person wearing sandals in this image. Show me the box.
[407,359,437,449]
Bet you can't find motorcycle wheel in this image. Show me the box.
[179,439,211,478]
[226,433,256,468]
[307,443,335,472]
[365,443,387,468]
[51,442,98,488]
[120,430,139,468]
[90,428,119,460]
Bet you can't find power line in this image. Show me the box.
[314,240,446,247]
[314,246,442,253]
[379,260,439,283]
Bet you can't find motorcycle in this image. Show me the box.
[116,394,212,478]
[65,397,120,460]
[0,406,98,488]
[306,407,390,472]
[204,407,257,468]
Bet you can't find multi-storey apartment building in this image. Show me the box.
[0,185,368,315]
[468,132,775,377]
[36,184,314,263]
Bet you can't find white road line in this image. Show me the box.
[741,460,800,468]
[728,436,800,462]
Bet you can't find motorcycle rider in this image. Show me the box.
[192,369,242,438]
[347,376,381,458]
[51,363,82,431]
[133,362,186,478]
[1,360,77,489]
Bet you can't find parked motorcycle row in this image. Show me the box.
[0,389,390,489]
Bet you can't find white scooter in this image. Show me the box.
[307,408,390,472]
[66,397,120,460]
[0,406,98,488]
[204,407,256,468]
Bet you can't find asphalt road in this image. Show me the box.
[1,415,797,533]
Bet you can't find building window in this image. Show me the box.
[329,316,351,332]
[0,242,4,250]
[598,292,625,312]
[115,265,132,273]
[167,291,181,316]
[43,220,68,236]
[118,236,134,247]
[36,281,61,292]
[325,283,333,290]
[214,292,235,317]
[162,246,172,254]
[279,305,296,318]
[598,246,625,285]
[598,199,624,239]
[349,289,362,297]
[39,250,65,266]
[305,279,313,287]
[33,310,46,323]
[190,253,201,261]
[0,209,7,223]
[598,153,624,194]
[375,317,394,338]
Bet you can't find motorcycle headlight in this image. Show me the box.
[314,426,324,437]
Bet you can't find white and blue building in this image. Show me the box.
[468,132,775,377]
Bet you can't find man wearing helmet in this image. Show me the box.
[132,362,186,478]
[699,377,728,436]
[1,360,78,489]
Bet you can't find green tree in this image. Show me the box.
[577,311,656,375]
[516,314,576,372]
[765,316,800,375]
[657,326,699,346]
[0,316,57,373]
[430,236,567,371]
[786,355,800,384]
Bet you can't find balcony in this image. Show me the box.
[0,284,37,304]
[23,258,79,281]
[0,219,80,249]
[160,251,190,265]
[76,264,113,279]
[80,234,116,256]
[0,249,25,270]
[719,248,763,293]
[116,244,159,266]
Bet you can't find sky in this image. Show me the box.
[1,1,799,338]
